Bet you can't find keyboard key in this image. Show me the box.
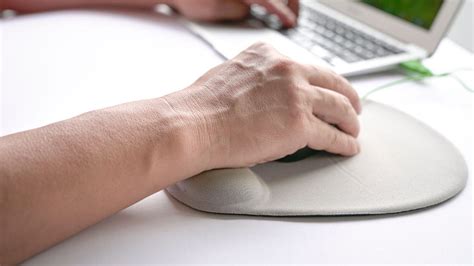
[355,37,365,45]
[342,40,356,49]
[315,26,325,34]
[322,30,335,39]
[343,56,358,63]
[311,34,326,45]
[360,51,376,59]
[364,42,375,51]
[326,21,336,30]
[334,35,345,44]
[310,45,333,60]
[375,47,392,57]
[341,52,361,63]
[335,26,345,35]
[328,57,347,66]
[354,46,365,54]
[329,45,345,56]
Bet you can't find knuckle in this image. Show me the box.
[285,81,307,107]
[335,94,352,115]
[304,63,316,71]
[251,41,265,48]
[313,88,325,103]
[321,90,337,106]
[341,97,353,113]
[271,58,296,75]
[286,93,308,129]
[251,41,273,51]
[330,132,339,147]
[286,80,300,93]
[307,64,322,77]
[331,73,345,90]
[289,108,307,130]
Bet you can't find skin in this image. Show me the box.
[2,0,298,27]
[0,0,361,264]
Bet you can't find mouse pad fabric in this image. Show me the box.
[166,101,468,216]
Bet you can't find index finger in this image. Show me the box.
[245,0,297,27]
[302,64,362,114]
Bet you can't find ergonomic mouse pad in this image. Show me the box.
[166,101,468,216]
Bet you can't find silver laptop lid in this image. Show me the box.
[317,0,463,54]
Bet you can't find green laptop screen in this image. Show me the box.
[361,0,445,30]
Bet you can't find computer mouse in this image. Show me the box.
[277,147,320,163]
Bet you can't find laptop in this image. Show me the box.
[184,0,462,77]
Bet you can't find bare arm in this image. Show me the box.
[1,0,298,27]
[1,42,361,264]
[1,0,173,13]
[0,98,211,263]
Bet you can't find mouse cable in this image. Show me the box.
[361,60,474,100]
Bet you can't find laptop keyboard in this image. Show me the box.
[281,6,405,65]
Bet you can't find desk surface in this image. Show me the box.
[1,9,473,264]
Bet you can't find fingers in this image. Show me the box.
[309,86,360,137]
[218,0,250,20]
[175,0,249,21]
[302,64,362,114]
[245,0,297,27]
[308,118,360,156]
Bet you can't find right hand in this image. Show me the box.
[164,42,361,170]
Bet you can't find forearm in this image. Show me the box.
[0,95,209,264]
[1,0,175,13]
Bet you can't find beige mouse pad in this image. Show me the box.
[166,101,468,216]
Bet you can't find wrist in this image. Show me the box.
[159,87,228,173]
[93,95,212,191]
[153,91,213,179]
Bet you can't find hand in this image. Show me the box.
[170,0,299,27]
[164,42,362,169]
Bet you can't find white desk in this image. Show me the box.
[1,9,473,264]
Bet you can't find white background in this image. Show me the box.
[448,0,473,52]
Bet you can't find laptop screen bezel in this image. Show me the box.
[317,0,463,54]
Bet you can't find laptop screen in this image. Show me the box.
[360,0,445,30]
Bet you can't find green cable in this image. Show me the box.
[450,74,474,93]
[361,60,474,100]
